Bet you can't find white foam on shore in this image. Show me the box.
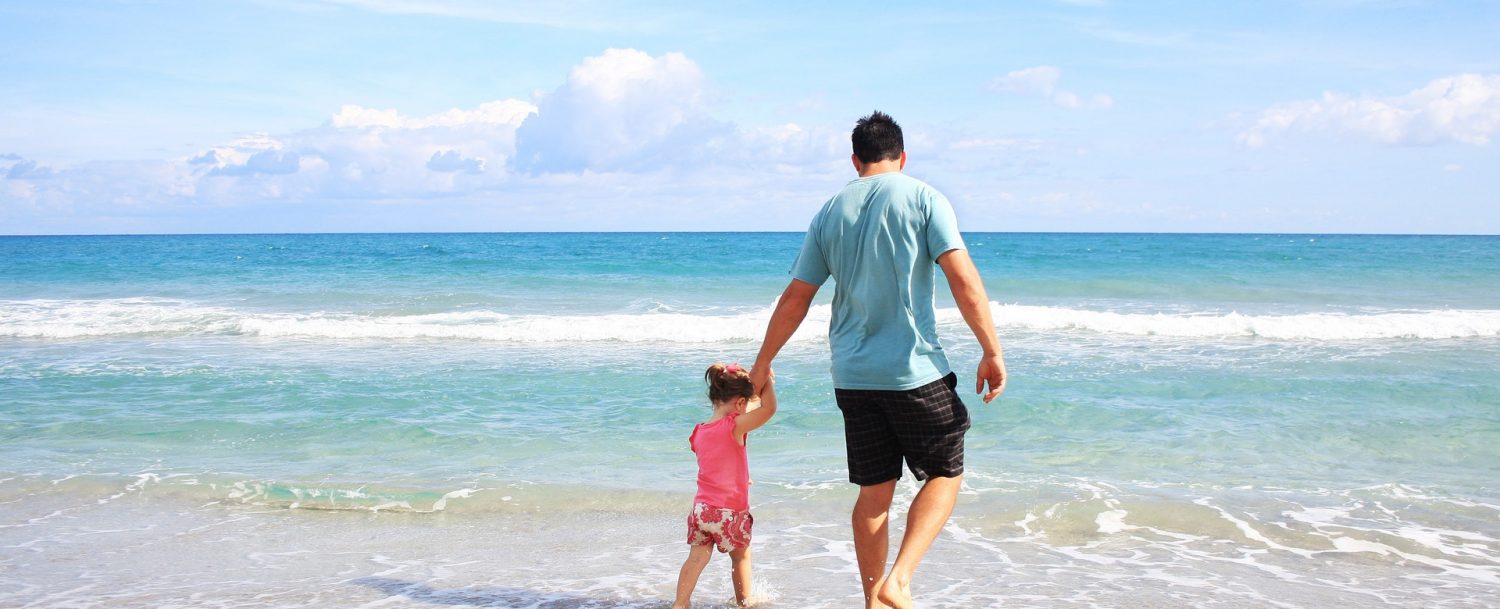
[4,297,1500,342]
[981,304,1500,340]
[7,471,1499,608]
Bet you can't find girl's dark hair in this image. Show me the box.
[705,362,754,404]
[851,110,904,163]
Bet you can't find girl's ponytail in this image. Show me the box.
[705,362,754,403]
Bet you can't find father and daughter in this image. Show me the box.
[672,111,1006,609]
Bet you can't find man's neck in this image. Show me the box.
[857,160,903,177]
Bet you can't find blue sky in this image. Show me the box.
[1,0,1497,234]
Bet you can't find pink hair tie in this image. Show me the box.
[725,363,743,375]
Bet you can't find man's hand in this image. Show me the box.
[975,354,1007,403]
[750,364,774,397]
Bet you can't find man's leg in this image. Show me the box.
[876,474,962,609]
[876,372,971,609]
[853,480,897,609]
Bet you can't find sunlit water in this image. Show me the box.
[3,233,1498,608]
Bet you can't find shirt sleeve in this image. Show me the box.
[925,190,966,263]
[789,215,831,286]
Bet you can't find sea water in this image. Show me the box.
[1,232,1497,608]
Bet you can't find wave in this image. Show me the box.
[983,304,1500,340]
[0,472,686,516]
[4,298,1499,342]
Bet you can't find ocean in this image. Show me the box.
[2,232,1497,608]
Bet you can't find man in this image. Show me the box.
[750,111,1006,609]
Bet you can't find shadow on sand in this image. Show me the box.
[351,576,668,609]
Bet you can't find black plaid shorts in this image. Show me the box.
[834,372,970,486]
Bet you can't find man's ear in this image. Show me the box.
[899,150,907,170]
[851,153,864,173]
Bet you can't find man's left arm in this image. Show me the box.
[751,279,819,396]
[937,249,1007,402]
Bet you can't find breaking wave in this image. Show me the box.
[4,298,1499,342]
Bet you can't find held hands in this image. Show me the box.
[749,363,774,397]
[736,365,778,436]
[976,354,1007,403]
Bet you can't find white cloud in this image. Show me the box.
[4,156,55,180]
[990,66,1062,96]
[0,48,843,220]
[0,48,973,231]
[3,180,38,202]
[1053,90,1113,110]
[330,100,534,130]
[209,150,302,176]
[176,100,534,201]
[988,66,1113,110]
[189,133,285,170]
[512,48,728,173]
[945,137,1046,152]
[426,150,486,174]
[1239,73,1500,147]
[3,158,199,213]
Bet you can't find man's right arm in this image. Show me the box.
[937,249,1007,402]
[750,279,820,395]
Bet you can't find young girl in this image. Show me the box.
[672,362,777,609]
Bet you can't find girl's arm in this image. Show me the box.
[735,380,777,436]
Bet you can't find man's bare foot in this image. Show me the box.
[876,573,913,609]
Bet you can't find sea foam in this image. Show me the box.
[979,304,1500,340]
[4,298,1500,342]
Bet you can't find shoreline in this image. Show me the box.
[4,474,1496,608]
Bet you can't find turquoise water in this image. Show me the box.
[3,233,1499,608]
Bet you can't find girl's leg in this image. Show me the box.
[672,543,714,609]
[728,545,753,606]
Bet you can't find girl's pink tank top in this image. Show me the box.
[689,412,750,511]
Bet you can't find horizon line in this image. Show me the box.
[2,230,1497,238]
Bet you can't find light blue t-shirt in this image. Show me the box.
[790,171,967,390]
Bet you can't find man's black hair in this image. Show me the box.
[851,111,904,164]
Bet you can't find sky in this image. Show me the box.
[1,0,1497,235]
